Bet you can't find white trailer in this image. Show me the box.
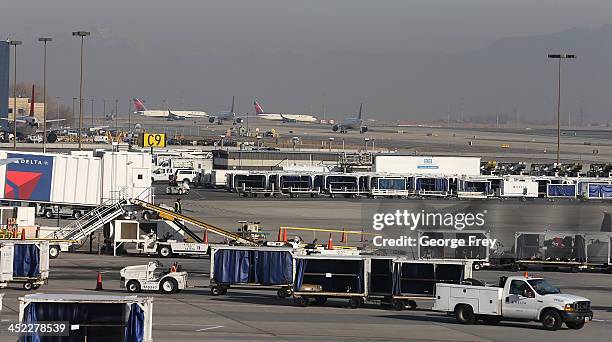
[498,178,538,198]
[374,156,481,176]
[0,240,49,290]
[18,294,153,342]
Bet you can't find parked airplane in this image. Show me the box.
[332,103,368,133]
[132,98,208,118]
[166,110,186,121]
[1,85,65,142]
[208,96,243,124]
[254,99,318,123]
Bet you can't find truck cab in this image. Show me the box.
[434,275,593,330]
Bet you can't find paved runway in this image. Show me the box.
[0,253,610,342]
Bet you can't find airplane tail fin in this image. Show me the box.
[254,99,264,114]
[231,96,235,114]
[358,103,363,120]
[132,98,147,111]
[29,84,35,117]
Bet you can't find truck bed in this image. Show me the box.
[433,283,502,316]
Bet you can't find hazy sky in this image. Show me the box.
[2,0,612,121]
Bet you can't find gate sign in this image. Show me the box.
[141,133,166,148]
[4,153,54,201]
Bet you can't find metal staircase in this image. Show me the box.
[47,199,127,241]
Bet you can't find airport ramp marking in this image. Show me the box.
[195,325,224,332]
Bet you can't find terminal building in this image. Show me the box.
[7,97,46,120]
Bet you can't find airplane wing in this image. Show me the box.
[0,118,27,124]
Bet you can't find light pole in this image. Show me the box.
[56,97,61,123]
[90,98,94,125]
[128,98,132,131]
[102,99,106,120]
[72,97,77,127]
[328,137,334,152]
[72,31,90,149]
[38,37,52,152]
[114,99,118,131]
[548,53,575,165]
[9,40,22,150]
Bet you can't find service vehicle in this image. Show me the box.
[175,169,200,184]
[120,260,187,294]
[166,182,190,195]
[433,275,593,330]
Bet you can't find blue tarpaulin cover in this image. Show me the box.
[13,244,40,278]
[588,184,612,198]
[548,184,576,197]
[254,251,293,285]
[213,249,251,284]
[294,259,308,291]
[21,302,88,342]
[125,303,145,342]
[377,178,406,190]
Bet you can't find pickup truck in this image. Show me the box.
[433,275,592,330]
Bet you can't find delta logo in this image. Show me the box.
[3,153,54,201]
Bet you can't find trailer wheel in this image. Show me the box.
[158,246,173,258]
[49,245,61,259]
[348,297,363,309]
[407,300,418,310]
[566,319,585,330]
[473,263,482,271]
[72,210,82,220]
[142,211,152,221]
[44,209,54,219]
[277,288,289,298]
[126,280,141,293]
[160,278,178,294]
[455,305,476,324]
[510,264,520,272]
[32,284,41,290]
[313,296,327,305]
[210,286,222,296]
[540,309,563,331]
[23,281,34,291]
[392,300,405,311]
[294,296,310,307]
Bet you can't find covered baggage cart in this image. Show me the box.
[417,230,491,270]
[18,294,153,342]
[209,246,295,297]
[0,240,49,290]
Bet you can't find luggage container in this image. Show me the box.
[583,182,612,200]
[546,183,577,198]
[293,254,367,308]
[369,175,410,198]
[0,240,49,290]
[209,246,296,297]
[413,176,450,197]
[584,233,612,267]
[384,258,472,310]
[417,230,491,270]
[324,174,365,198]
[277,173,319,197]
[457,179,492,199]
[498,178,538,198]
[514,231,587,271]
[18,294,153,342]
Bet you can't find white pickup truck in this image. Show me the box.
[433,275,593,330]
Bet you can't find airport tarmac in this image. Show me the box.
[0,253,610,342]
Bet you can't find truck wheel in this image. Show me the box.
[142,211,152,221]
[49,245,61,259]
[541,309,563,331]
[473,263,482,271]
[158,246,173,258]
[455,305,476,324]
[44,210,54,219]
[72,211,82,220]
[566,320,585,330]
[348,297,363,309]
[23,281,34,291]
[294,296,310,307]
[126,280,141,293]
[160,278,178,294]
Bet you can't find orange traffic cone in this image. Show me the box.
[277,228,283,242]
[21,228,26,240]
[327,233,333,250]
[282,228,288,242]
[95,272,103,291]
[524,271,529,278]
[203,230,209,244]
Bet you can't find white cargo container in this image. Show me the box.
[374,156,481,176]
[0,150,152,207]
[499,179,538,198]
[19,294,153,342]
[0,240,49,290]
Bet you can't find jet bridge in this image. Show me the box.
[130,199,258,246]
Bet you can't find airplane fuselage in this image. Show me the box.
[257,113,318,123]
[136,110,208,118]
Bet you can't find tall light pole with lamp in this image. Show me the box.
[72,31,90,150]
[547,53,576,165]
[9,40,22,150]
[38,37,52,152]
